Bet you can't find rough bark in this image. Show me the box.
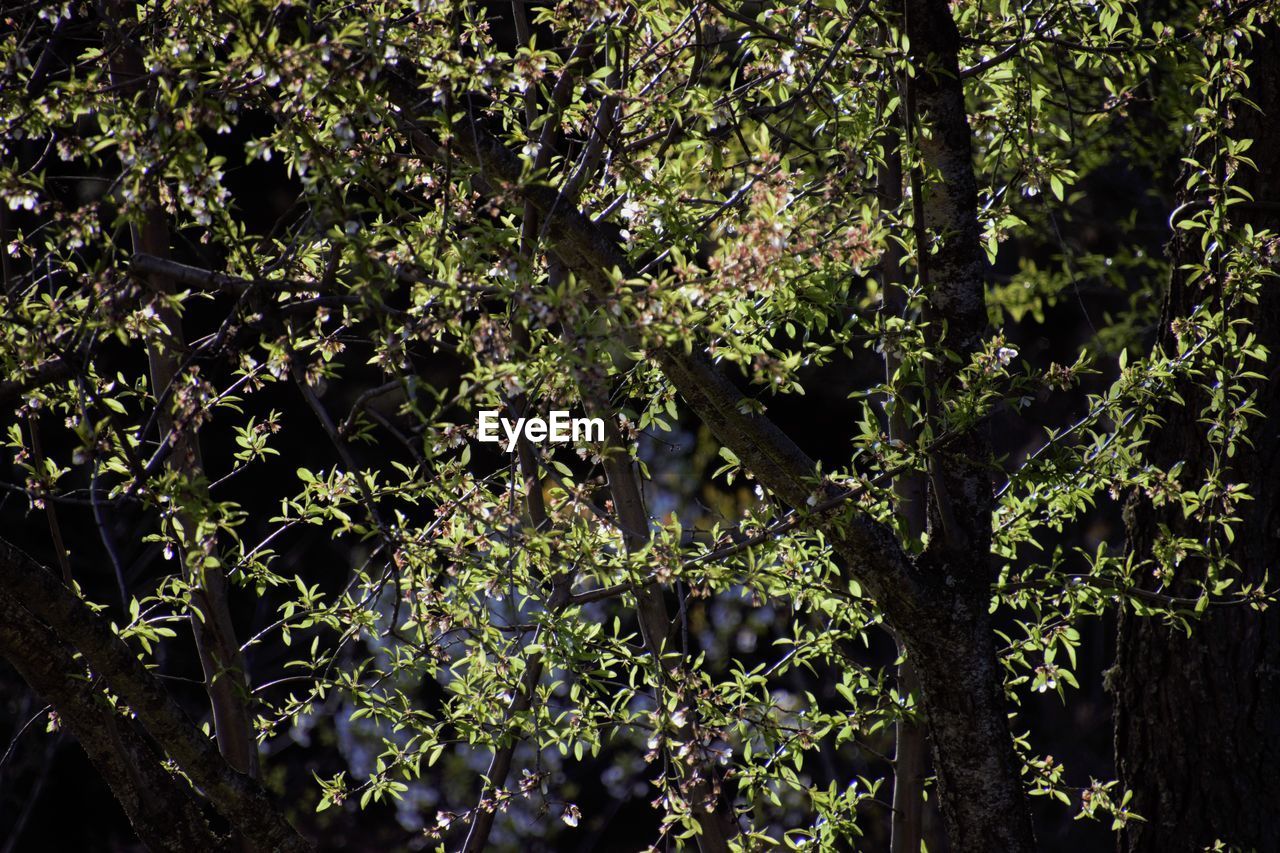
[1114,24,1280,853]
[891,0,1038,848]
[0,537,312,853]
[0,588,224,851]
[897,589,1032,852]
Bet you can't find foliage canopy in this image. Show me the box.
[1,0,1276,849]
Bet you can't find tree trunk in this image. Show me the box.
[899,586,1037,853]
[0,537,312,853]
[1114,23,1280,853]
[895,0,1038,849]
[0,587,224,851]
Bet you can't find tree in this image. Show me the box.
[0,0,1274,851]
[1114,18,1280,853]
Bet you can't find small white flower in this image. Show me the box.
[6,191,37,211]
[995,346,1018,367]
[779,50,797,82]
[487,258,518,280]
[769,222,788,249]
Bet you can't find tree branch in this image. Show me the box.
[0,537,312,852]
[385,76,921,612]
[105,0,260,781]
[0,590,224,851]
[0,357,73,411]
